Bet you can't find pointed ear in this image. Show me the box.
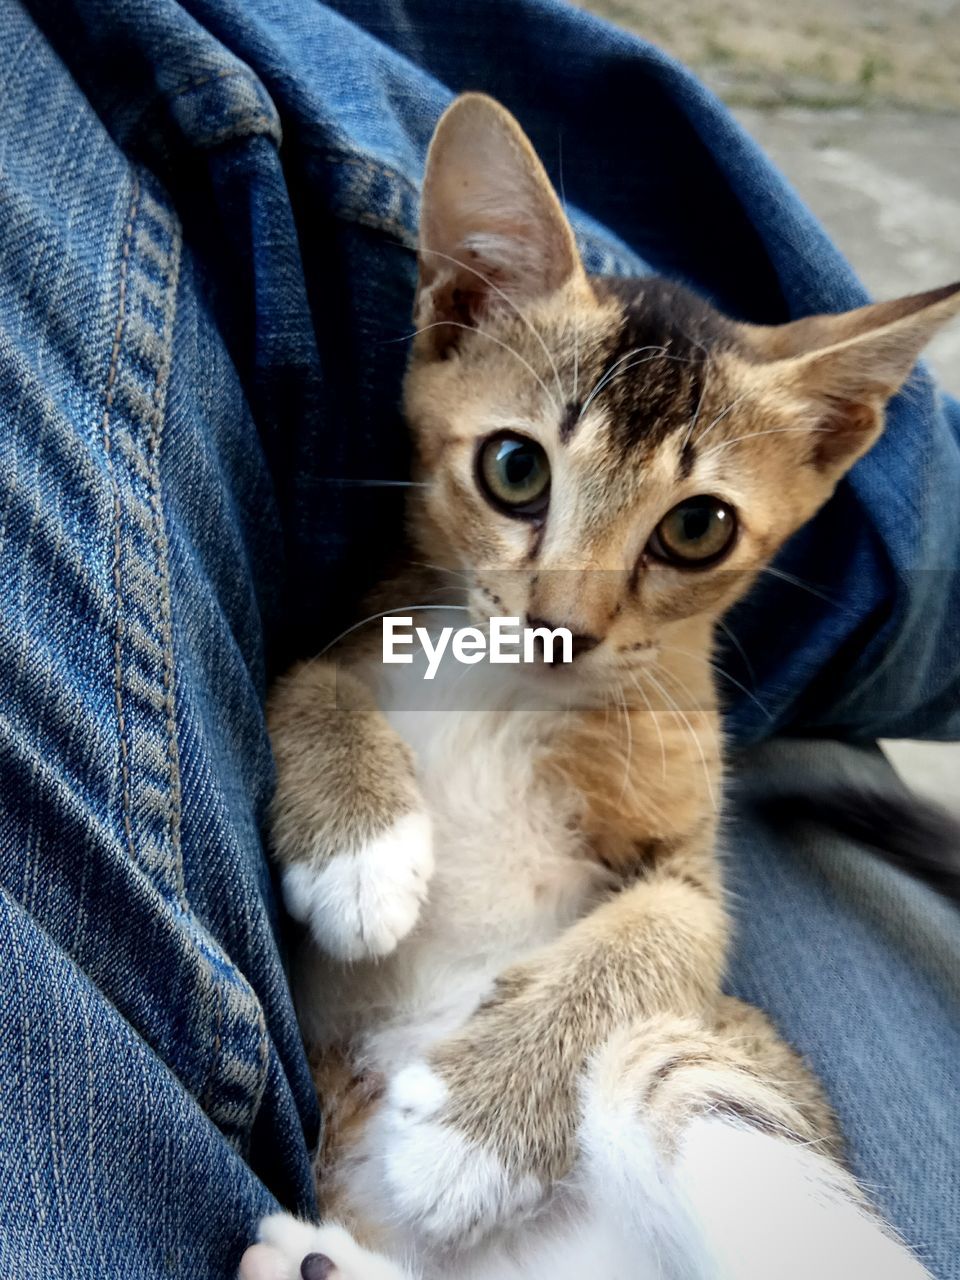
[415,93,584,350]
[750,282,960,475]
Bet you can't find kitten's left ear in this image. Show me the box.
[414,93,585,351]
[749,282,960,475]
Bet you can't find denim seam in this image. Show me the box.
[100,176,142,866]
[200,979,225,1116]
[316,151,639,275]
[108,179,270,1147]
[188,117,278,148]
[167,66,243,102]
[106,180,185,901]
[143,211,185,894]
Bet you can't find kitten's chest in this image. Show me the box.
[378,659,608,956]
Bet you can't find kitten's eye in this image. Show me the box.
[648,496,737,566]
[476,433,550,517]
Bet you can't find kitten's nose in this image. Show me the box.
[526,616,601,661]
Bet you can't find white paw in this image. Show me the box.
[238,1214,408,1280]
[282,811,433,961]
[376,1062,545,1247]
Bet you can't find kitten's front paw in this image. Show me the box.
[376,1061,548,1247]
[282,811,433,961]
[239,1214,407,1280]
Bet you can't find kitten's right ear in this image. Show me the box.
[414,93,585,354]
[744,281,960,479]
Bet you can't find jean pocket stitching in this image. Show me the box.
[102,176,185,900]
[100,177,143,868]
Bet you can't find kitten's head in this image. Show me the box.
[403,93,959,691]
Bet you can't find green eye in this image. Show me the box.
[476,433,550,517]
[649,496,737,566]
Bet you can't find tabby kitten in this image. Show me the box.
[240,94,958,1280]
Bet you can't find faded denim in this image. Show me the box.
[0,0,957,1276]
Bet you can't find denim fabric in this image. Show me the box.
[0,1,957,1277]
[728,741,960,1275]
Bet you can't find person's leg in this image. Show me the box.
[0,4,318,1273]
[727,739,960,1279]
[4,1,957,1276]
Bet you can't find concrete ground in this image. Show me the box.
[577,0,960,804]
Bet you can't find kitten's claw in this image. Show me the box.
[238,1215,408,1280]
[377,1062,546,1246]
[301,1255,335,1280]
[282,811,434,961]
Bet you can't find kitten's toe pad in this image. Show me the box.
[282,811,433,961]
[377,1063,544,1246]
[239,1215,406,1280]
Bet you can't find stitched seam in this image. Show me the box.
[167,66,243,102]
[319,150,420,196]
[101,178,142,865]
[189,117,277,148]
[142,224,185,898]
[200,980,226,1115]
[317,151,639,273]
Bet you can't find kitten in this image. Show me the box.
[240,94,959,1280]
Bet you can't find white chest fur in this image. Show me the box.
[294,649,607,1069]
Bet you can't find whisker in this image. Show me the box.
[410,560,474,585]
[617,686,634,804]
[691,390,753,448]
[699,426,832,459]
[681,347,713,449]
[318,603,470,658]
[626,670,667,781]
[658,644,772,720]
[316,478,429,488]
[641,667,718,812]
[715,617,758,691]
[418,246,565,407]
[578,347,667,421]
[555,135,580,405]
[389,320,560,413]
[579,347,704,423]
[571,314,580,404]
[654,662,721,742]
[760,565,838,606]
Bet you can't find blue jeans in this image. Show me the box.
[1,1,957,1276]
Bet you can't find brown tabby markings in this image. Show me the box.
[266,91,960,1245]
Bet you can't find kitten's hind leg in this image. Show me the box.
[239,1215,412,1280]
[268,661,433,961]
[580,1004,931,1279]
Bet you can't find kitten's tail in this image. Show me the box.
[753,778,960,903]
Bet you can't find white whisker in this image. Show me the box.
[715,617,757,691]
[658,644,772,720]
[680,348,713,449]
[760,565,837,605]
[318,478,430,488]
[578,346,667,421]
[699,426,832,459]
[318,603,470,658]
[691,389,753,448]
[410,560,473,585]
[627,670,667,781]
[555,136,580,405]
[617,686,634,803]
[394,320,561,412]
[641,667,718,812]
[418,246,565,407]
